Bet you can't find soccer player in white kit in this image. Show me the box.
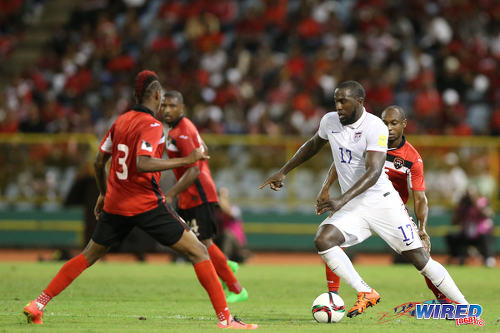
[260,81,468,318]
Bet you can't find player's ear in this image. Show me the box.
[402,119,407,128]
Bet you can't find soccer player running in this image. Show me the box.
[23,71,257,329]
[160,90,248,303]
[320,105,452,303]
[260,81,468,318]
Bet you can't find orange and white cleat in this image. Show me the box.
[347,289,381,318]
[217,316,258,329]
[23,300,44,324]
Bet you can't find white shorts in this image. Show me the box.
[319,188,423,254]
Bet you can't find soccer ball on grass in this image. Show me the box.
[311,292,345,323]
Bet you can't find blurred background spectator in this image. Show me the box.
[1,0,500,137]
[214,187,251,263]
[446,185,496,267]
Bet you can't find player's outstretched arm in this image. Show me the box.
[413,190,430,252]
[137,147,208,172]
[259,133,327,190]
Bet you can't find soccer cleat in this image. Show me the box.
[227,260,240,273]
[217,316,258,329]
[226,287,248,303]
[23,301,43,324]
[221,260,240,290]
[346,289,380,318]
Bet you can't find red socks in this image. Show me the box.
[42,254,89,300]
[194,259,231,323]
[424,275,451,301]
[207,244,242,294]
[325,262,341,293]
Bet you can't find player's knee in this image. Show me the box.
[187,240,210,263]
[402,248,429,270]
[314,234,333,252]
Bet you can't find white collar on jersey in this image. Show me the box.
[345,107,367,129]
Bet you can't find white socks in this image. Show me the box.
[419,258,468,304]
[319,246,371,293]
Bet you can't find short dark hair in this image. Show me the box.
[163,90,184,104]
[383,105,406,120]
[135,70,160,103]
[337,81,365,99]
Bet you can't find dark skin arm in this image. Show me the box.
[259,133,328,190]
[315,162,338,216]
[136,147,206,173]
[164,166,200,204]
[413,190,430,253]
[93,148,207,219]
[93,151,111,219]
[316,150,386,215]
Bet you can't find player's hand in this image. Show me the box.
[259,172,286,191]
[419,229,431,253]
[315,189,330,214]
[94,194,105,220]
[188,147,209,163]
[316,198,343,216]
[164,194,174,204]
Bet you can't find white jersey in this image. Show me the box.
[317,109,394,197]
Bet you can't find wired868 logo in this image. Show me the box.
[415,303,484,327]
[378,300,484,327]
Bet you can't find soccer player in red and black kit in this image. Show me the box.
[23,71,257,329]
[319,105,451,304]
[161,90,248,303]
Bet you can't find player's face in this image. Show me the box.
[382,109,407,143]
[161,97,184,125]
[334,88,363,125]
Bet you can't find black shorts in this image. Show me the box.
[92,203,189,247]
[178,203,217,241]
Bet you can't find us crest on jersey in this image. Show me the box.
[353,131,362,142]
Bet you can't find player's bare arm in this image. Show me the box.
[93,150,111,219]
[315,162,338,215]
[164,165,200,203]
[413,190,430,252]
[137,147,207,173]
[259,133,328,191]
[316,150,386,215]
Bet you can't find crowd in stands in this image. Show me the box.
[1,0,500,137]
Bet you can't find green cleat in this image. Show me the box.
[227,260,239,273]
[226,287,248,303]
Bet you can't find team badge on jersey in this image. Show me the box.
[354,131,362,142]
[393,157,404,169]
[141,140,153,152]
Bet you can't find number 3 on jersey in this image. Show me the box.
[339,147,352,163]
[116,144,129,180]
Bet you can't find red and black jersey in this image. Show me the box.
[99,105,166,216]
[384,136,425,204]
[166,116,218,210]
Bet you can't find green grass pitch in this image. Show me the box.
[0,261,498,332]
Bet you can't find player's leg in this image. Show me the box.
[24,212,126,324]
[315,212,380,318]
[401,248,468,304]
[325,262,341,293]
[201,237,247,303]
[141,204,257,329]
[23,240,110,324]
[189,203,247,303]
